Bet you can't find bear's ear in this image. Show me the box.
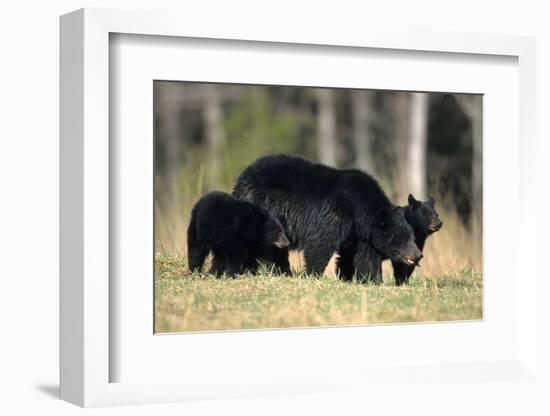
[408,194,420,208]
[428,196,435,207]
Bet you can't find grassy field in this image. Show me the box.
[155,253,483,333]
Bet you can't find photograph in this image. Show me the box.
[153,81,483,333]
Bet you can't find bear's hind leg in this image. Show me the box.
[224,253,243,278]
[187,216,208,272]
[188,242,209,273]
[209,251,226,278]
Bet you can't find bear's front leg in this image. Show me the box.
[353,241,383,284]
[336,245,357,282]
[242,256,259,274]
[392,260,414,285]
[258,246,291,275]
[304,242,334,277]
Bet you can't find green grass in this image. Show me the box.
[155,253,483,333]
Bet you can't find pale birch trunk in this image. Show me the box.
[316,89,338,167]
[407,92,429,199]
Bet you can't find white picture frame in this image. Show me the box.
[60,7,538,408]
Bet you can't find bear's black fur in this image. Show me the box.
[233,154,422,283]
[187,191,290,277]
[392,194,443,285]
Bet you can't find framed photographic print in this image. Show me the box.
[60,7,539,408]
[152,80,481,334]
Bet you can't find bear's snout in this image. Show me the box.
[429,219,443,232]
[275,233,290,248]
[403,252,423,267]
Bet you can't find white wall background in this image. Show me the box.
[1,1,548,415]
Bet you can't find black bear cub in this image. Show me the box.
[392,194,443,285]
[187,191,290,277]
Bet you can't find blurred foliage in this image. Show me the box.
[157,86,319,196]
[222,87,311,185]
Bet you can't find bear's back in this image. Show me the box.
[234,153,391,210]
[236,154,340,194]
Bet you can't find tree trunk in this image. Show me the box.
[316,88,338,167]
[455,94,483,236]
[203,84,226,184]
[407,92,429,199]
[351,89,376,174]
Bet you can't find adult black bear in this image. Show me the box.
[233,154,422,283]
[392,194,443,285]
[187,191,290,277]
